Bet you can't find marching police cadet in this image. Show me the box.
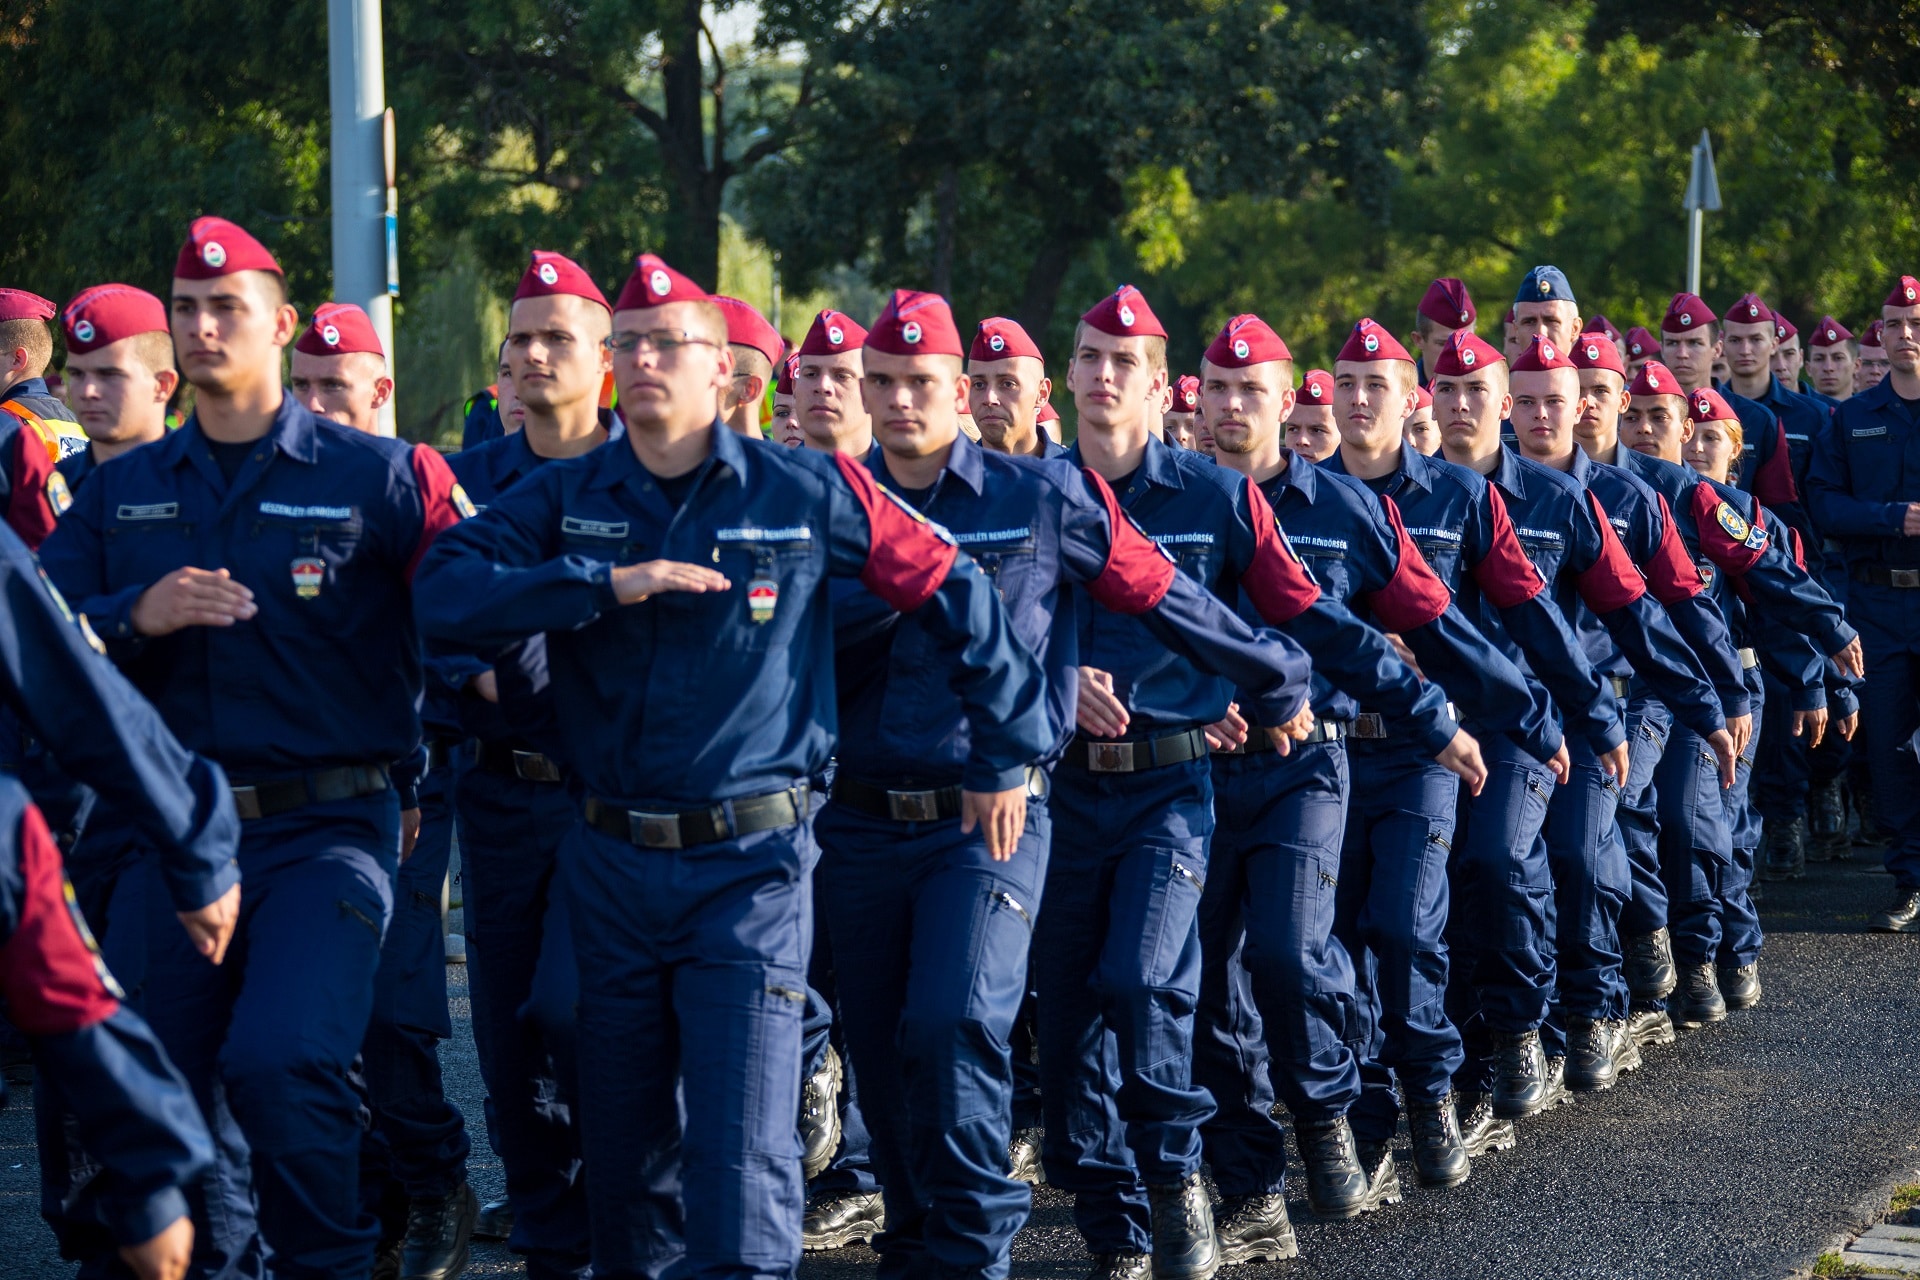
[1404,383,1439,455]
[715,296,783,438]
[1430,330,1699,1117]
[816,292,1314,1280]
[1283,370,1337,462]
[1409,277,1477,385]
[1624,326,1660,382]
[1806,317,1858,405]
[1584,314,1623,347]
[290,303,394,435]
[58,286,175,494]
[795,308,874,454]
[1568,335,1752,1050]
[1511,266,1584,354]
[0,289,81,548]
[1191,313,1556,1237]
[286,296,480,1279]
[1505,334,1735,1088]
[41,214,471,1279]
[1502,306,1521,361]
[461,343,515,449]
[1773,312,1806,391]
[772,353,804,447]
[414,253,1048,1280]
[1857,319,1890,393]
[967,317,1065,458]
[1808,275,1920,931]
[1164,374,1202,451]
[1041,284,1335,1280]
[1660,295,1798,521]
[1322,320,1589,1188]
[1621,363,1859,1014]
[435,249,617,1280]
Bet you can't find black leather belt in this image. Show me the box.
[1212,719,1346,754]
[1855,565,1920,589]
[230,765,391,822]
[474,740,565,784]
[831,767,1047,822]
[1738,647,1759,669]
[1348,701,1459,742]
[583,785,808,851]
[1064,728,1208,774]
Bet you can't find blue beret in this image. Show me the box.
[1514,265,1575,305]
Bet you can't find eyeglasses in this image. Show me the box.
[604,330,724,356]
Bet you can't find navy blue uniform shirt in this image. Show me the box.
[415,421,1051,801]
[1808,379,1920,572]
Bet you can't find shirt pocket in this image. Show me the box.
[703,534,817,653]
[246,511,366,624]
[104,508,198,587]
[1844,425,1904,502]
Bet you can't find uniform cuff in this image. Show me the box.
[163,853,240,917]
[107,1187,190,1250]
[1411,711,1461,760]
[1250,684,1309,731]
[593,561,622,613]
[965,760,1033,795]
[1791,684,1828,714]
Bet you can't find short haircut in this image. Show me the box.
[1413,312,1440,340]
[0,318,53,377]
[132,330,176,373]
[730,345,772,386]
[1072,320,1167,373]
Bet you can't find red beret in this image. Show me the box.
[1170,375,1200,412]
[864,289,963,357]
[712,296,782,367]
[295,302,384,358]
[175,216,283,280]
[515,251,608,311]
[774,353,798,396]
[1080,284,1166,339]
[1808,316,1852,347]
[1413,383,1433,411]
[1689,386,1739,424]
[1662,293,1715,334]
[1037,400,1060,424]
[1503,305,1516,326]
[1299,370,1334,403]
[1887,275,1920,308]
[798,309,867,358]
[61,284,166,355]
[1624,326,1659,359]
[1863,319,1886,349]
[1418,277,1476,329]
[1431,330,1504,377]
[0,289,55,324]
[970,317,1042,362]
[1571,333,1626,376]
[1336,318,1412,364]
[1203,314,1292,368]
[613,253,705,313]
[1774,313,1798,343]
[1726,293,1773,326]
[1509,334,1576,373]
[1627,360,1682,398]
[1584,313,1622,345]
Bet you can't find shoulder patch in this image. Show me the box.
[1715,502,1750,543]
[450,483,478,519]
[44,470,71,516]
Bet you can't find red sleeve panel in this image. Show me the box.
[1787,524,1807,569]
[1751,414,1799,508]
[1690,482,1768,575]
[7,428,57,551]
[1471,485,1548,609]
[1574,490,1647,614]
[1362,494,1453,631]
[1643,494,1705,603]
[407,445,469,582]
[1240,478,1321,625]
[1,804,120,1037]
[833,451,959,611]
[1079,467,1174,615]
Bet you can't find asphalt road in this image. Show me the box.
[3,846,1916,1280]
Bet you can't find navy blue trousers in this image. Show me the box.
[815,798,1049,1280]
[1617,697,1674,942]
[1036,754,1213,1256]
[454,768,587,1279]
[1852,582,1920,889]
[1193,742,1353,1198]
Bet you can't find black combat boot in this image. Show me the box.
[1453,1090,1516,1158]
[1760,816,1806,881]
[1293,1114,1371,1219]
[1146,1172,1219,1279]
[1871,888,1920,933]
[1405,1094,1471,1187]
[802,1190,885,1252]
[1490,1030,1566,1118]
[472,1197,513,1242]
[1674,962,1727,1028]
[1564,1018,1641,1091]
[1623,928,1677,1001]
[799,1044,844,1181]
[1008,1127,1044,1185]
[1213,1192,1297,1266]
[1718,960,1762,1009]
[1626,1002,1676,1048]
[399,1183,477,1280]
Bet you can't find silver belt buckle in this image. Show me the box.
[887,789,941,822]
[513,750,562,784]
[231,785,262,821]
[1349,713,1387,740]
[1088,741,1133,773]
[632,811,683,850]
[1894,569,1920,589]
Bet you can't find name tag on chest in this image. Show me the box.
[562,516,630,539]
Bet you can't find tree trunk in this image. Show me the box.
[932,164,958,298]
[658,0,723,288]
[1017,232,1078,343]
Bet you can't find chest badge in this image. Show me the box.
[747,575,778,624]
[291,556,326,599]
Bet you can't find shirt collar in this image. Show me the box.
[1266,449,1320,503]
[1565,444,1595,486]
[586,417,741,494]
[175,394,317,467]
[1065,430,1187,493]
[1485,442,1529,499]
